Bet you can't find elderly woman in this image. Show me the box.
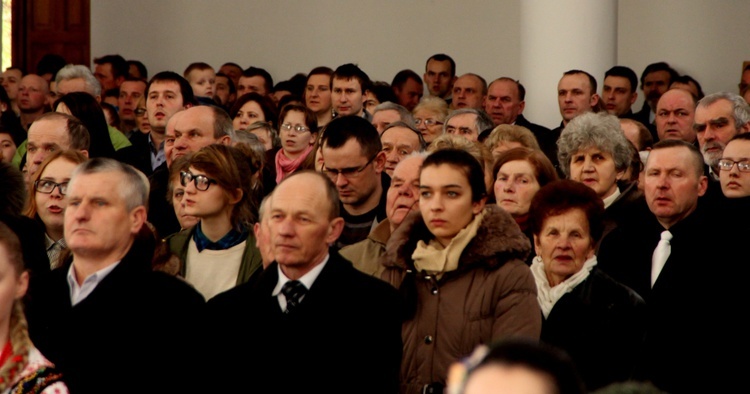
[412,96,449,145]
[493,147,558,265]
[529,179,646,391]
[484,124,541,162]
[557,112,642,247]
[382,148,541,393]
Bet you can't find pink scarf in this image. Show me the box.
[275,145,314,183]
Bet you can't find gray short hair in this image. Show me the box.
[443,108,494,135]
[55,64,102,97]
[373,101,415,126]
[557,112,633,178]
[697,92,750,131]
[70,158,149,212]
[209,105,235,141]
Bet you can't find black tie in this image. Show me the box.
[281,280,307,313]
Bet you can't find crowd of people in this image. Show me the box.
[0,52,749,393]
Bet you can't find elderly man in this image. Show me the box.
[205,171,403,393]
[379,121,426,177]
[444,108,494,142]
[25,158,205,394]
[451,73,487,110]
[371,101,414,135]
[693,91,750,203]
[340,152,426,276]
[147,104,233,239]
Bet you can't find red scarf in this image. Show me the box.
[275,145,314,183]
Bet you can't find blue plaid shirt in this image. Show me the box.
[192,222,249,252]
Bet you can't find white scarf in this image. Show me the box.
[531,255,597,318]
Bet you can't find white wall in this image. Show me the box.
[92,0,750,129]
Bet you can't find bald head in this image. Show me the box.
[18,74,49,113]
[655,88,697,143]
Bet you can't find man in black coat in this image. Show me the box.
[206,171,403,393]
[25,158,205,394]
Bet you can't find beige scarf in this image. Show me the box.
[412,209,486,280]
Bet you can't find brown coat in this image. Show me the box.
[382,205,542,393]
[381,204,542,393]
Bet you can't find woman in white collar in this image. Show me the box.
[381,148,541,394]
[528,179,646,392]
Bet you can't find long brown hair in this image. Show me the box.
[23,149,88,219]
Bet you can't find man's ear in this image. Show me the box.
[326,217,344,245]
[590,93,600,108]
[373,151,386,174]
[80,149,89,159]
[629,92,638,105]
[518,100,526,114]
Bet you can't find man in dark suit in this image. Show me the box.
[25,158,205,394]
[206,171,403,393]
[597,140,740,392]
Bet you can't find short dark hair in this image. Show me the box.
[93,54,129,80]
[391,69,422,90]
[671,74,705,100]
[605,66,638,93]
[242,66,274,94]
[368,81,398,105]
[563,69,597,94]
[426,54,456,78]
[640,62,679,89]
[36,53,66,78]
[321,115,381,160]
[215,72,236,94]
[331,63,371,93]
[529,179,605,243]
[127,59,148,80]
[146,71,196,107]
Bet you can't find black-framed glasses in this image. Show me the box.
[414,118,443,127]
[34,180,68,195]
[718,159,750,172]
[280,123,311,133]
[180,171,217,191]
[323,154,377,180]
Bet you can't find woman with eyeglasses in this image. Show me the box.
[23,150,88,269]
[381,148,541,393]
[160,144,262,301]
[412,96,449,145]
[270,103,318,185]
[133,95,150,136]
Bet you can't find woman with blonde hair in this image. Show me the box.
[484,124,540,162]
[412,96,449,144]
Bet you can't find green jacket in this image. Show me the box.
[164,227,263,287]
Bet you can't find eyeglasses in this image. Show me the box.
[134,108,146,116]
[718,159,750,172]
[180,171,217,191]
[323,154,377,180]
[280,123,311,133]
[35,180,68,195]
[414,118,443,127]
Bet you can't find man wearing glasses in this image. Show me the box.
[320,115,388,249]
[693,91,750,204]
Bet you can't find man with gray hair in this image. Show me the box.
[55,64,102,99]
[25,157,205,394]
[443,107,494,142]
[693,91,750,203]
[371,101,415,134]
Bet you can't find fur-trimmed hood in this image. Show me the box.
[382,204,530,274]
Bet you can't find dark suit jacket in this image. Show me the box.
[597,205,740,392]
[126,130,157,177]
[515,114,559,166]
[205,250,404,393]
[25,242,206,394]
